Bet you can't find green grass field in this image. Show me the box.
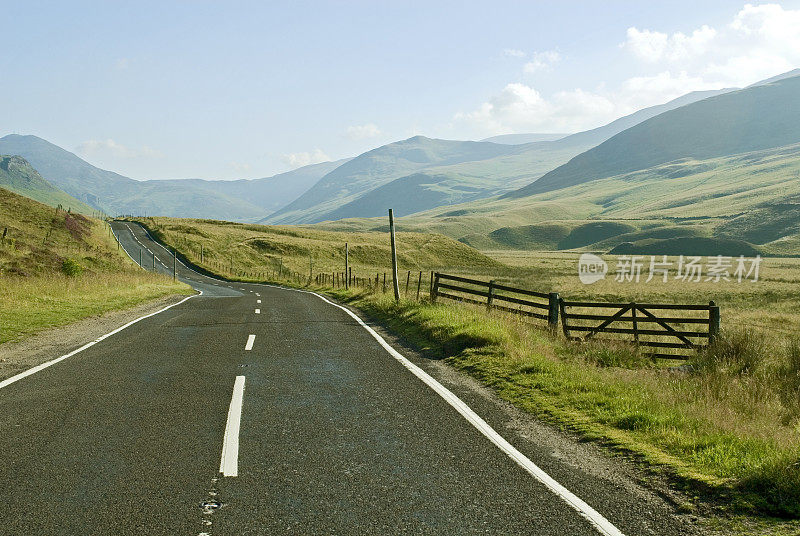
[132,215,800,529]
[0,187,190,344]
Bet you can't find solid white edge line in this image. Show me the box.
[220,375,246,477]
[256,282,625,536]
[245,334,256,350]
[0,292,200,391]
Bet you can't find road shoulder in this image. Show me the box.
[0,294,190,382]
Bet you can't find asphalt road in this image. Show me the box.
[0,221,699,535]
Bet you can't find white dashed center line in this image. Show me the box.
[219,375,246,477]
[257,300,261,304]
[245,334,256,351]
[255,309,260,314]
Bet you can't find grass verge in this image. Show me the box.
[0,187,191,345]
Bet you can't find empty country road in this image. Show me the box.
[0,221,698,535]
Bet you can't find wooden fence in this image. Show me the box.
[558,299,719,359]
[432,272,719,359]
[431,273,560,330]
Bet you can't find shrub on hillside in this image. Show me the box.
[61,258,84,277]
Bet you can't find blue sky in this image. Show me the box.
[2,1,799,180]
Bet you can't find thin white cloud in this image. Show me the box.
[523,51,561,74]
[345,123,382,140]
[75,139,162,159]
[114,58,130,70]
[623,26,717,62]
[454,83,615,135]
[281,149,331,169]
[502,48,526,58]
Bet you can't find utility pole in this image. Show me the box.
[389,209,400,302]
[201,243,204,264]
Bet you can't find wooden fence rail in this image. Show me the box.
[432,272,560,331]
[432,272,719,359]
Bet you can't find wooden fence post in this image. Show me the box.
[487,280,495,311]
[200,243,204,264]
[405,270,411,296]
[416,271,423,301]
[709,300,720,345]
[345,243,349,290]
[631,302,639,343]
[558,298,569,338]
[548,292,560,333]
[388,209,400,302]
[431,273,440,303]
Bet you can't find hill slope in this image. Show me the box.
[0,187,187,345]
[263,136,519,224]
[0,155,95,214]
[508,75,800,198]
[318,142,800,256]
[265,89,733,225]
[481,133,568,144]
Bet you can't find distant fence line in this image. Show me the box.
[122,219,719,360]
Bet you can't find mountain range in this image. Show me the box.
[262,87,732,224]
[324,72,800,256]
[2,70,798,248]
[0,134,345,221]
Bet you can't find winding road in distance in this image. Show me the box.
[0,221,698,535]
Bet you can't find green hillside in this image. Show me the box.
[0,155,95,214]
[481,133,568,144]
[263,136,519,224]
[128,216,502,281]
[509,75,800,198]
[265,90,732,225]
[0,187,187,345]
[318,142,800,256]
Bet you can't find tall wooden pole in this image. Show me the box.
[345,243,349,290]
[389,209,400,302]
